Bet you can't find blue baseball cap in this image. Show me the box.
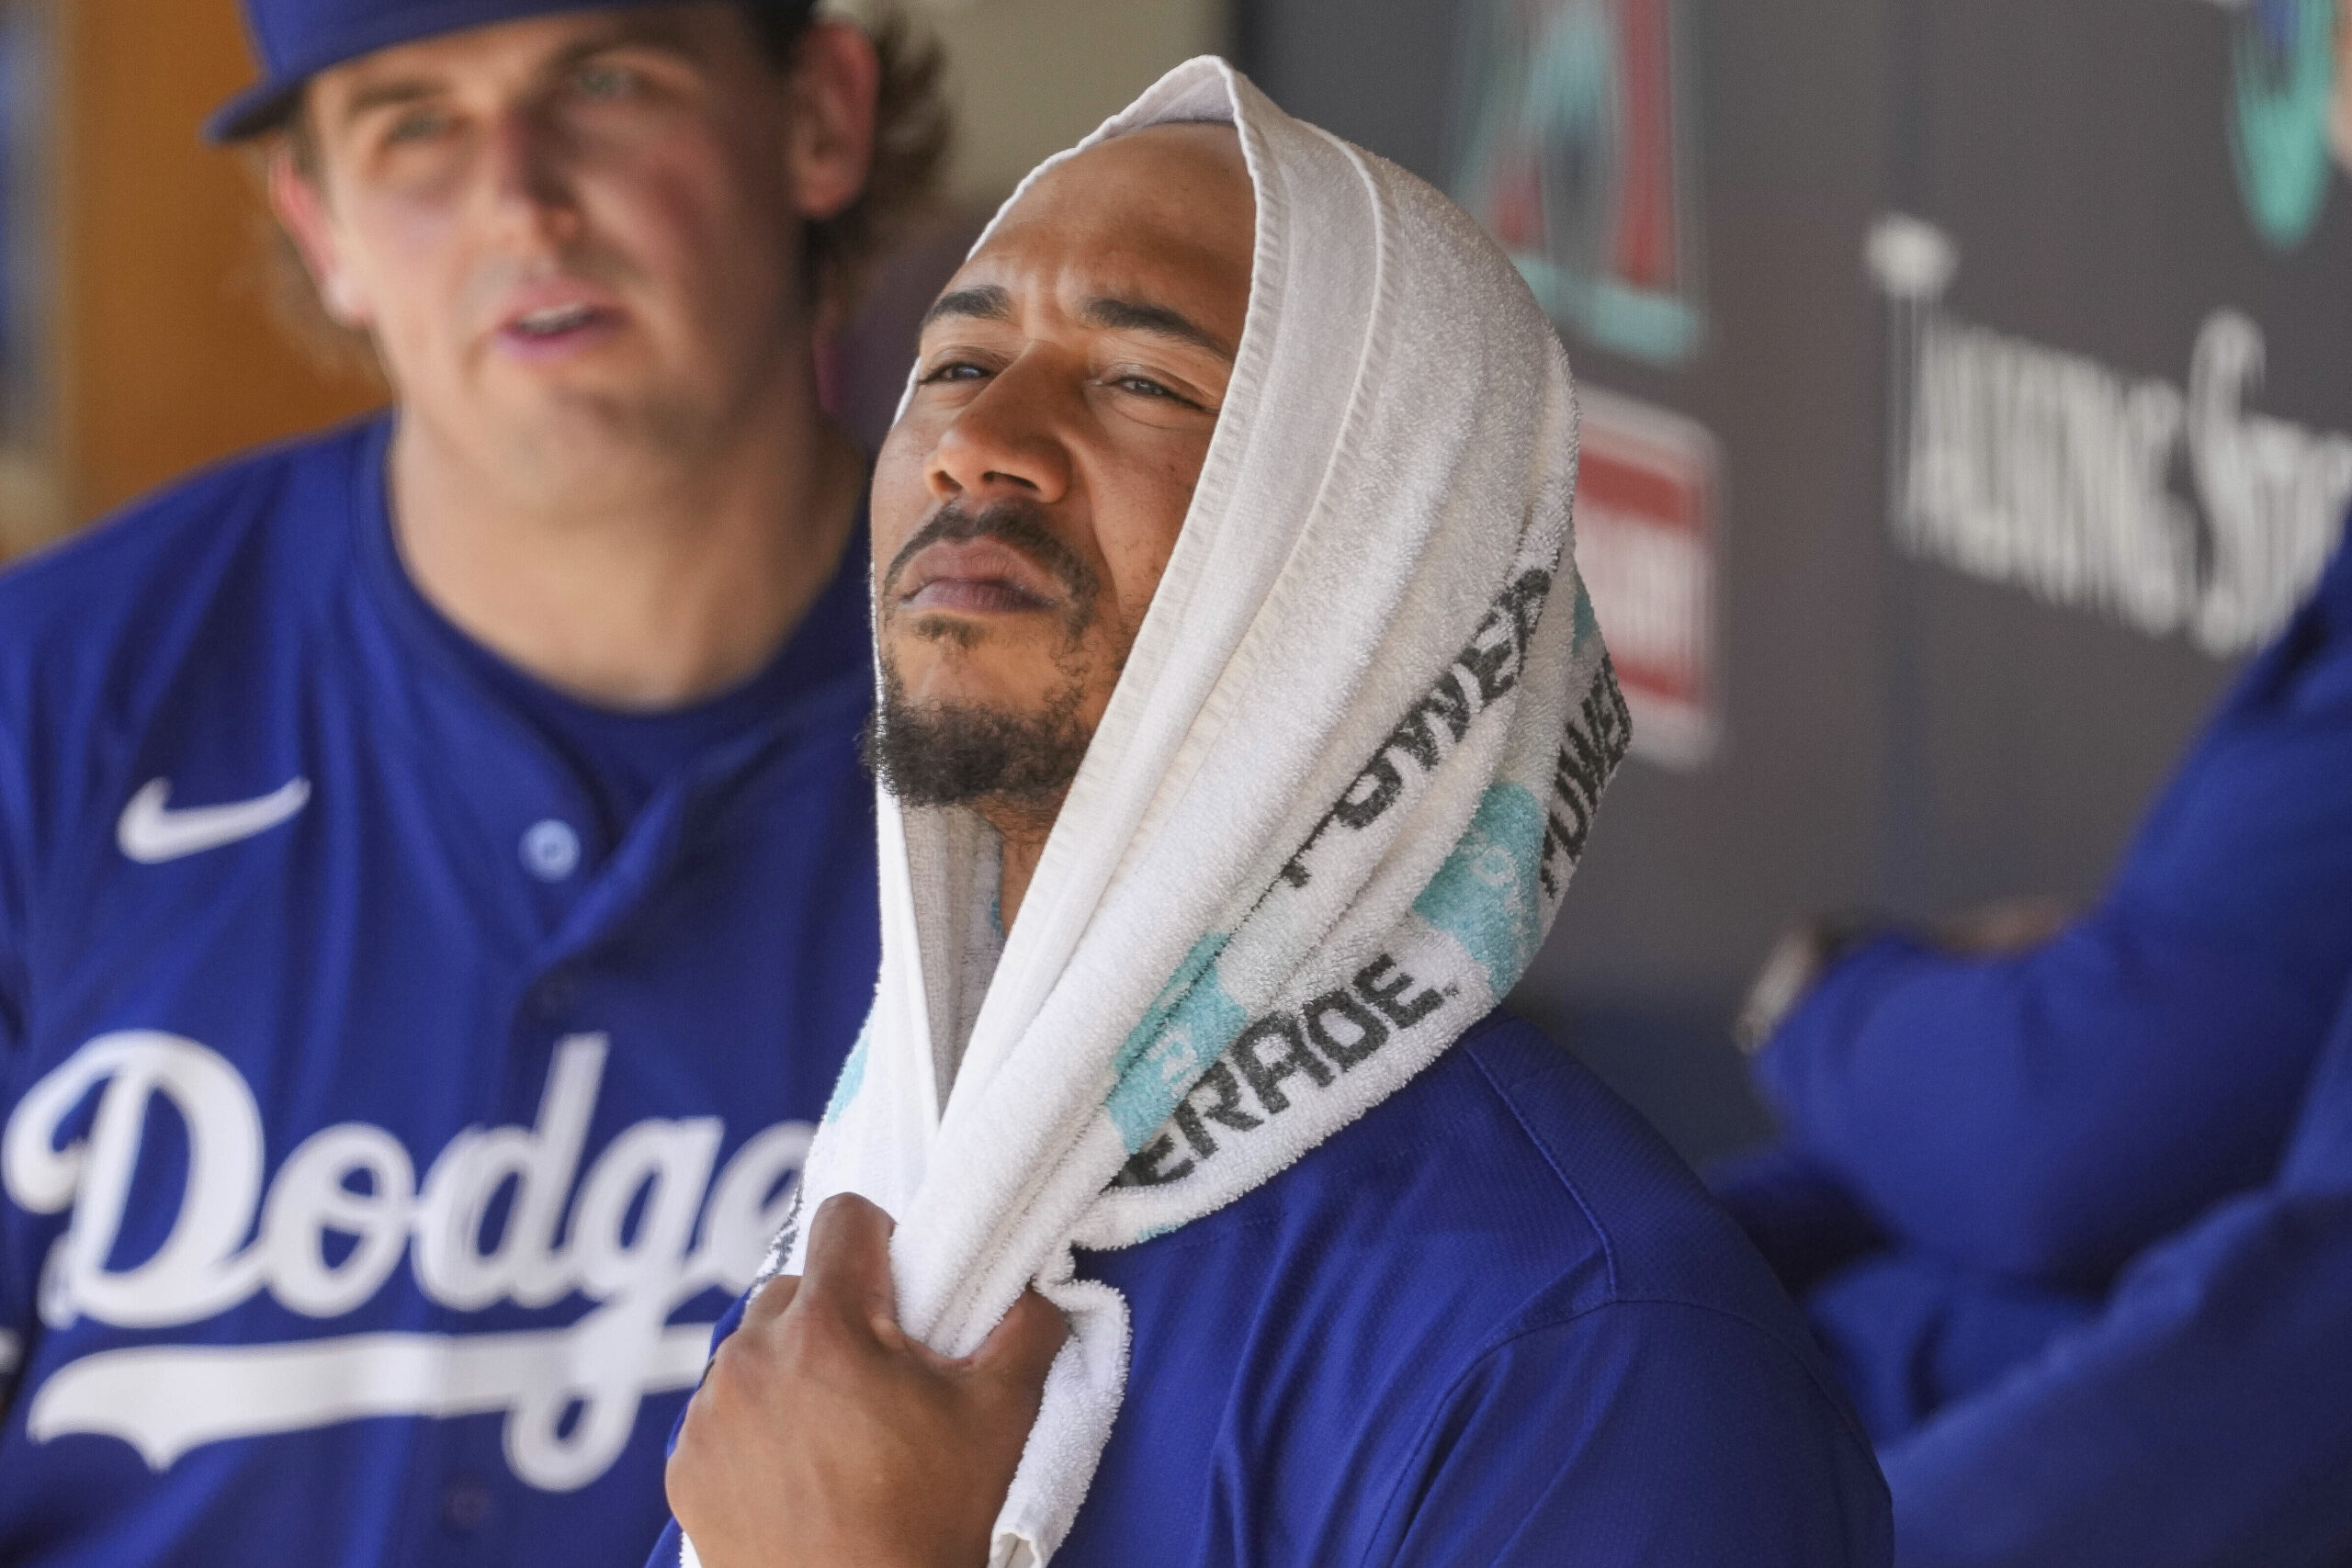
[205,0,819,143]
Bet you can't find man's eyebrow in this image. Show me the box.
[921,286,1016,331]
[336,19,704,126]
[543,16,706,75]
[339,79,442,125]
[1081,298,1235,361]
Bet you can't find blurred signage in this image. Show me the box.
[1575,385,1720,768]
[1870,214,2352,655]
[1454,0,1706,367]
[2220,0,2346,249]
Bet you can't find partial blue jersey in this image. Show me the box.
[1736,527,2352,1292]
[650,1013,1893,1567]
[1716,527,2352,1562]
[0,418,881,1566]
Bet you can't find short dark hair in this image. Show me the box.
[742,0,822,62]
[251,3,951,381]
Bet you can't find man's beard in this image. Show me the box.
[867,498,1113,828]
[865,665,1096,831]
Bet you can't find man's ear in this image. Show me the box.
[267,148,373,329]
[786,18,882,223]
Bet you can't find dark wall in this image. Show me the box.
[1241,0,2346,1160]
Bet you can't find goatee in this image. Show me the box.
[865,664,1095,832]
[870,495,1111,825]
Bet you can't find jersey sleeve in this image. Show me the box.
[1880,1183,2352,1568]
[1752,545,2352,1287]
[1755,914,2335,1284]
[1382,1301,1892,1568]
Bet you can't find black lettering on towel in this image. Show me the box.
[1389,674,1475,771]
[1112,954,1458,1190]
[1539,658,1634,899]
[1280,570,1555,889]
[1304,990,1388,1068]
[1120,1134,1193,1187]
[1177,1059,1264,1157]
[1354,955,1444,1029]
[1230,1015,1333,1114]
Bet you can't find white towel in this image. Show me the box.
[684,55,1628,1568]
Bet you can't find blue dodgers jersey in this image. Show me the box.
[650,1013,1893,1568]
[0,417,881,1567]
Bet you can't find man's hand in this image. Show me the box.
[668,1194,1069,1568]
[1736,912,1897,1055]
[1930,896,2075,956]
[1736,899,2078,1055]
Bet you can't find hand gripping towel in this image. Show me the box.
[683,54,1631,1568]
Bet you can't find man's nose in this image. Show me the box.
[927,355,1076,506]
[482,106,582,249]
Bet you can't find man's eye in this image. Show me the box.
[385,110,451,146]
[575,65,640,101]
[1113,374,1197,406]
[922,361,990,385]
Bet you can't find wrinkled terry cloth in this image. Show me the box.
[682,54,1627,1568]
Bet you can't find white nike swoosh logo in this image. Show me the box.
[118,777,312,864]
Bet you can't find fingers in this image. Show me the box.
[739,1271,802,1332]
[969,1289,1069,1401]
[800,1192,900,1332]
[760,1195,1066,1414]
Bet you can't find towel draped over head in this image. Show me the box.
[690,55,1630,1568]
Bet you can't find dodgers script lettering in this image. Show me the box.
[2,1032,809,1490]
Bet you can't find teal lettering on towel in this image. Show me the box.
[1107,936,1246,1153]
[1413,783,1546,996]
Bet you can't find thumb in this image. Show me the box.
[969,1289,1069,1404]
[801,1192,900,1334]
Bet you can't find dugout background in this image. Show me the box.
[8,0,2351,1165]
[1240,0,2352,1158]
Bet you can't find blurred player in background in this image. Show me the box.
[1725,528,2352,1564]
[0,3,944,1563]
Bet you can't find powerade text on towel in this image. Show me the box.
[657,57,1892,1568]
[0,416,880,1568]
[651,1011,1892,1568]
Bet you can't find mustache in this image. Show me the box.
[881,500,1102,618]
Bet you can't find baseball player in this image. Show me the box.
[0,3,942,1564]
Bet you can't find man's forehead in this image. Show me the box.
[934,128,1255,338]
[318,6,709,100]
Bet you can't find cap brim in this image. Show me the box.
[205,77,305,144]
[201,0,819,147]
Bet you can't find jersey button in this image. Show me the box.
[521,819,583,882]
[441,1477,494,1533]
